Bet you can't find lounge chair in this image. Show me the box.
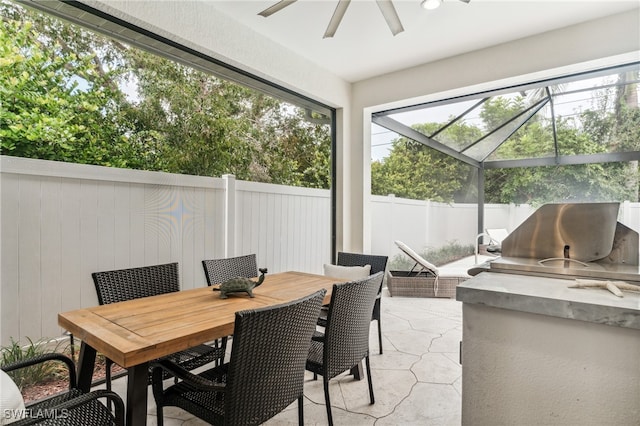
[388,240,470,298]
[485,228,509,253]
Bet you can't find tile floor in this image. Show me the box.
[105,291,463,425]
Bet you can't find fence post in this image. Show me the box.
[425,199,432,248]
[388,194,396,255]
[223,174,236,257]
[621,200,630,226]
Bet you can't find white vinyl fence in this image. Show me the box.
[371,194,536,260]
[3,155,640,345]
[0,156,331,345]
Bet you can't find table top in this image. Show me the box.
[58,271,336,367]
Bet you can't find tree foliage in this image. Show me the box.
[371,122,477,202]
[373,82,640,205]
[0,1,331,189]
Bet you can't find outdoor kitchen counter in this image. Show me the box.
[456,271,640,329]
[456,271,640,425]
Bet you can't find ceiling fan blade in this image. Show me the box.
[376,0,404,36]
[459,0,471,3]
[258,0,297,18]
[324,0,351,38]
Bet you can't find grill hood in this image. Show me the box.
[502,202,637,264]
[473,202,640,282]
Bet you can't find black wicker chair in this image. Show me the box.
[1,353,124,426]
[91,262,225,394]
[202,254,258,285]
[307,271,384,426]
[202,254,259,359]
[318,252,388,354]
[151,289,326,426]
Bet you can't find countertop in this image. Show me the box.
[456,271,640,329]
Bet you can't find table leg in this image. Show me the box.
[126,362,149,426]
[76,342,96,392]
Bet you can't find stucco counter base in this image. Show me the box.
[456,272,640,426]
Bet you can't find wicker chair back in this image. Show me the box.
[336,252,388,354]
[92,262,179,305]
[151,289,326,426]
[322,271,383,379]
[336,252,388,276]
[202,254,258,286]
[91,262,224,390]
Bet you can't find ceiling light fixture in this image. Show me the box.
[421,0,441,10]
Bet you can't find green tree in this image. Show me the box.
[371,122,475,201]
[483,95,637,204]
[373,93,639,205]
[1,0,331,189]
[0,18,127,163]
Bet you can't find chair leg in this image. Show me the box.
[373,298,383,354]
[377,319,383,355]
[156,404,164,426]
[105,358,113,411]
[323,377,333,426]
[220,336,228,365]
[297,395,304,425]
[365,355,375,404]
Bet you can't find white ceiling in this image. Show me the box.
[208,0,639,82]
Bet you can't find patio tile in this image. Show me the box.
[383,328,441,355]
[375,382,461,426]
[370,349,420,370]
[412,352,461,384]
[429,327,463,353]
[342,369,416,418]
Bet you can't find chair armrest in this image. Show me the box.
[11,390,125,426]
[151,359,226,392]
[1,353,77,391]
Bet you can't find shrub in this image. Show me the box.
[0,337,67,390]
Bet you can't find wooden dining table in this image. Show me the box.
[58,271,338,426]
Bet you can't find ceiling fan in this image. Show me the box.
[258,0,471,38]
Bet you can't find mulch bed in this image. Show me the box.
[22,359,124,404]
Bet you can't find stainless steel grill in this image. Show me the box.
[472,202,640,283]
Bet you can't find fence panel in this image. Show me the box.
[0,157,226,345]
[0,157,332,345]
[234,180,331,274]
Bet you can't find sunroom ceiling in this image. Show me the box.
[372,62,640,169]
[209,1,639,82]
